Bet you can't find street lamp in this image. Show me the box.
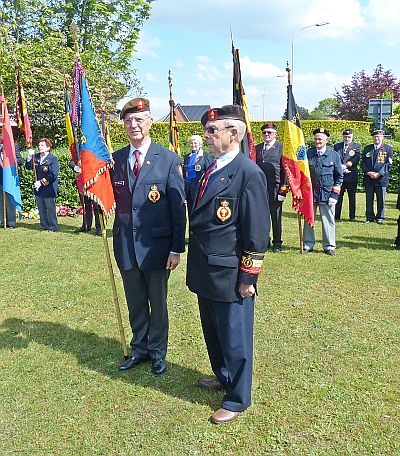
[252,105,260,120]
[291,21,329,84]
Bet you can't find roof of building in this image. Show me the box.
[159,104,211,122]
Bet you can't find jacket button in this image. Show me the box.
[133,228,137,232]
[189,231,193,235]
[133,207,137,211]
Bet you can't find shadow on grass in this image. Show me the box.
[0,318,220,409]
[14,220,113,236]
[339,235,396,250]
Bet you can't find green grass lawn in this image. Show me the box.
[1,193,399,455]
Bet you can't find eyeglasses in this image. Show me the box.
[204,125,234,135]
[262,130,275,135]
[124,117,148,126]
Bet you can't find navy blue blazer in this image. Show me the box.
[183,150,214,213]
[307,146,343,204]
[25,152,59,197]
[333,141,361,183]
[361,143,393,187]
[255,140,288,202]
[186,152,270,303]
[110,141,186,272]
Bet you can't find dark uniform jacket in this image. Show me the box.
[110,141,186,272]
[25,152,59,197]
[255,141,287,202]
[0,144,23,185]
[183,150,214,210]
[186,151,270,303]
[361,143,393,187]
[307,146,343,204]
[333,141,361,183]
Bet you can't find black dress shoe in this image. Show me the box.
[152,358,166,375]
[119,356,150,371]
[74,226,87,233]
[272,246,282,253]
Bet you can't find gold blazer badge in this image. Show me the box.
[216,200,232,223]
[195,164,201,172]
[148,185,160,203]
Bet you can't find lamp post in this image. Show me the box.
[251,104,260,120]
[291,21,329,84]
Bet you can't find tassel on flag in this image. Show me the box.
[72,62,115,221]
[232,41,256,162]
[15,66,32,148]
[1,95,23,216]
[282,83,314,228]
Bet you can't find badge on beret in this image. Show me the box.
[208,109,218,121]
[216,200,232,223]
[148,185,160,203]
[137,99,144,110]
[349,150,355,156]
[42,165,48,172]
[195,164,201,172]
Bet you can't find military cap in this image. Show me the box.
[313,127,330,137]
[201,104,245,125]
[120,98,150,120]
[371,129,384,136]
[342,128,353,135]
[261,122,277,131]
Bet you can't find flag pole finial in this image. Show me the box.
[70,22,80,58]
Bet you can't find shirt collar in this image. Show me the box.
[129,138,151,164]
[214,148,240,171]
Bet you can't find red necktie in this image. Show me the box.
[195,160,217,206]
[133,149,141,177]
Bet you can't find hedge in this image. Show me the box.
[16,120,399,210]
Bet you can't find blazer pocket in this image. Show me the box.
[151,225,171,237]
[207,254,238,268]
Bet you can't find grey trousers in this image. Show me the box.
[36,196,59,231]
[303,203,336,251]
[120,262,170,360]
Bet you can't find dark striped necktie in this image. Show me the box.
[132,149,141,177]
[195,160,217,206]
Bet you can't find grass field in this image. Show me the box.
[1,193,399,455]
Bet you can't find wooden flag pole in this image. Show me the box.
[298,214,303,253]
[99,210,129,359]
[70,21,128,359]
[2,193,6,229]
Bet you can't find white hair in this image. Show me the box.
[189,135,203,146]
[221,119,246,142]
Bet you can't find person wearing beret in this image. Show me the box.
[111,98,186,376]
[183,134,213,217]
[0,126,24,228]
[333,128,361,221]
[25,137,59,232]
[186,105,270,424]
[255,122,288,252]
[303,128,343,256]
[361,130,393,224]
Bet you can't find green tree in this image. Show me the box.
[282,105,310,120]
[310,98,337,120]
[0,0,154,143]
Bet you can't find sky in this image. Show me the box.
[118,0,400,122]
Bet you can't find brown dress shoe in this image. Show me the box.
[198,376,225,390]
[210,408,240,424]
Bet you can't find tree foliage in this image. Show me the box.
[334,65,400,120]
[0,0,154,143]
[282,105,310,120]
[310,98,337,120]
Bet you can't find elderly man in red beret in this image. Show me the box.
[111,98,186,376]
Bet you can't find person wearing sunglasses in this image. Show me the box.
[255,122,288,252]
[111,98,186,376]
[186,105,270,424]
